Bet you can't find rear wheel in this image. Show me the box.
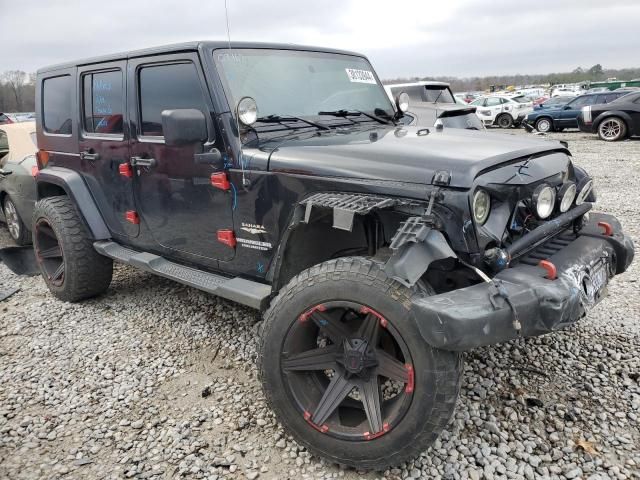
[497,114,513,128]
[259,257,462,469]
[535,117,553,133]
[598,117,627,141]
[3,196,30,245]
[33,196,112,301]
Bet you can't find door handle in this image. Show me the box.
[80,150,100,161]
[131,156,157,168]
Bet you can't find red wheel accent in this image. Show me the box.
[360,306,388,328]
[539,260,557,280]
[298,304,327,322]
[597,221,613,237]
[125,211,140,224]
[405,364,415,393]
[364,422,390,440]
[304,410,329,433]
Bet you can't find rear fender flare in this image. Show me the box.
[36,167,110,240]
[594,111,632,130]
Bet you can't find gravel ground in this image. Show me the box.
[0,129,638,480]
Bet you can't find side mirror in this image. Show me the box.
[395,92,410,113]
[161,109,207,146]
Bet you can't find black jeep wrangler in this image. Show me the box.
[33,42,633,469]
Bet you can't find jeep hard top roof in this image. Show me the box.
[37,41,364,74]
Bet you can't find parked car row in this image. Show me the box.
[0,112,36,124]
[525,91,628,133]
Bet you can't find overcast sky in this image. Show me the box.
[1,0,639,78]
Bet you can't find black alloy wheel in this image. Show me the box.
[281,301,413,441]
[34,218,65,286]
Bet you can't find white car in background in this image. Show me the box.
[551,87,583,98]
[470,95,533,128]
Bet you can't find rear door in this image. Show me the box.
[128,53,234,262]
[485,97,503,120]
[77,62,138,238]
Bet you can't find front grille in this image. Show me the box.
[513,230,577,266]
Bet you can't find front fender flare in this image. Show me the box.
[36,167,110,240]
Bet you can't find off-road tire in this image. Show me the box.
[598,116,627,142]
[32,196,112,301]
[497,113,514,128]
[3,196,30,245]
[535,117,553,133]
[259,256,462,470]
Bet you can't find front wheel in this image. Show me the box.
[598,117,627,141]
[259,257,462,469]
[535,117,553,133]
[496,114,514,128]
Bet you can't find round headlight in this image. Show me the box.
[237,96,258,126]
[472,189,491,225]
[558,182,577,213]
[532,184,556,219]
[575,177,593,205]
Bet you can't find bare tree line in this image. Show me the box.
[0,71,35,112]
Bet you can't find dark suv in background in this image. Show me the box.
[31,41,633,469]
[526,91,627,133]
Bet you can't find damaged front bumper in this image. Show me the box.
[411,213,634,351]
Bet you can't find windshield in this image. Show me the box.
[214,49,394,122]
[511,96,529,103]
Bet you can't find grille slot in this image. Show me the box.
[514,231,577,266]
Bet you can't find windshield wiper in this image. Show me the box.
[255,115,329,130]
[318,109,391,125]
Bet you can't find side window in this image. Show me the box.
[138,62,207,137]
[43,75,72,135]
[83,70,124,135]
[485,98,501,107]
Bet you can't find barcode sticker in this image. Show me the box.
[345,68,377,84]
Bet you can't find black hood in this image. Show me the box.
[265,126,570,188]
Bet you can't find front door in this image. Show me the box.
[77,62,138,238]
[557,96,596,128]
[127,53,234,262]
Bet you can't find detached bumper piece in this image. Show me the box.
[412,213,634,351]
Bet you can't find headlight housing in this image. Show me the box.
[575,177,594,205]
[532,184,556,219]
[472,189,491,225]
[557,182,577,213]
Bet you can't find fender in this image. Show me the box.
[36,166,110,240]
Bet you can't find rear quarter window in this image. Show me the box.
[43,75,72,135]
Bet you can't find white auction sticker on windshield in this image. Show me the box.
[345,68,377,84]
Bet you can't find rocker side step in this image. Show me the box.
[94,241,272,310]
